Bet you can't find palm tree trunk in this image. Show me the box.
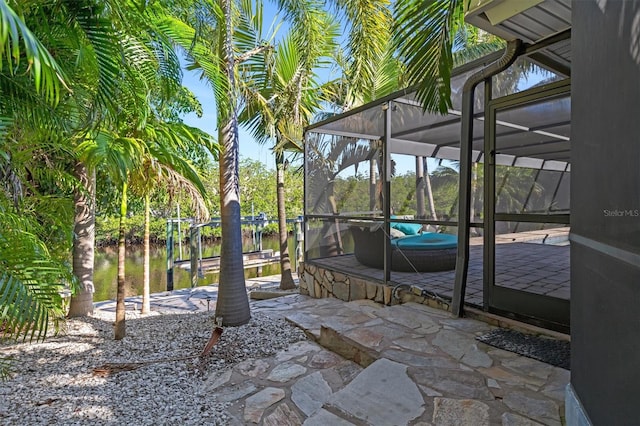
[141,193,151,314]
[69,162,95,317]
[416,156,426,219]
[217,120,251,326]
[114,182,128,340]
[470,161,478,235]
[424,158,438,221]
[216,0,250,326]
[369,158,377,211]
[276,151,295,290]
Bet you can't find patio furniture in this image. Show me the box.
[350,226,457,272]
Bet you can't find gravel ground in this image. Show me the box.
[0,310,307,425]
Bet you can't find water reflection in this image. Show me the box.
[93,236,287,302]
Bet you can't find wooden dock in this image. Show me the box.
[174,249,281,274]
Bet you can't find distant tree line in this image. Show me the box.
[95,158,303,245]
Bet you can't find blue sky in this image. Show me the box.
[181,68,275,166]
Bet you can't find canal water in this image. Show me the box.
[93,235,293,302]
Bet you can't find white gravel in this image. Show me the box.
[0,310,307,425]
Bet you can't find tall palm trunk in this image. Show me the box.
[69,162,95,317]
[369,158,377,211]
[424,158,438,221]
[114,182,128,340]
[276,151,295,290]
[141,193,151,314]
[416,156,426,219]
[470,161,478,235]
[216,0,250,326]
[217,120,250,326]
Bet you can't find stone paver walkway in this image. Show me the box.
[224,295,567,424]
[96,279,569,425]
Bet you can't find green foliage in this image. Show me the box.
[198,157,303,219]
[0,0,67,103]
[96,214,168,245]
[393,0,463,114]
[0,208,73,378]
[0,219,70,341]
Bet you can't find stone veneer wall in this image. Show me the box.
[298,262,392,304]
[298,261,450,310]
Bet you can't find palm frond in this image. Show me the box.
[0,214,71,343]
[156,15,231,115]
[73,6,122,112]
[453,26,505,66]
[334,0,392,96]
[156,164,210,221]
[393,0,464,113]
[77,133,146,184]
[0,0,67,103]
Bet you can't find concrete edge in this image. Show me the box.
[464,306,571,342]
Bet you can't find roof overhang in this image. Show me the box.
[465,0,572,74]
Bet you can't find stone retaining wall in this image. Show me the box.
[298,261,450,311]
[298,262,392,304]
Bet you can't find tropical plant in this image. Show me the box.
[393,0,465,113]
[326,0,396,110]
[0,210,73,339]
[80,98,212,338]
[80,134,144,339]
[63,0,215,326]
[128,127,211,315]
[0,0,76,378]
[241,3,338,290]
[174,0,275,326]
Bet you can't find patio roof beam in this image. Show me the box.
[499,147,570,157]
[391,116,462,138]
[520,28,572,77]
[310,128,381,141]
[390,110,487,140]
[496,138,569,151]
[437,128,524,147]
[392,97,424,108]
[529,120,571,131]
[527,51,571,77]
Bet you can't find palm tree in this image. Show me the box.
[393,0,509,112]
[79,134,143,339]
[241,4,338,290]
[0,0,215,348]
[326,0,396,109]
[80,97,211,339]
[175,0,273,326]
[0,0,148,319]
[65,0,210,317]
[128,125,211,315]
[68,163,96,317]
